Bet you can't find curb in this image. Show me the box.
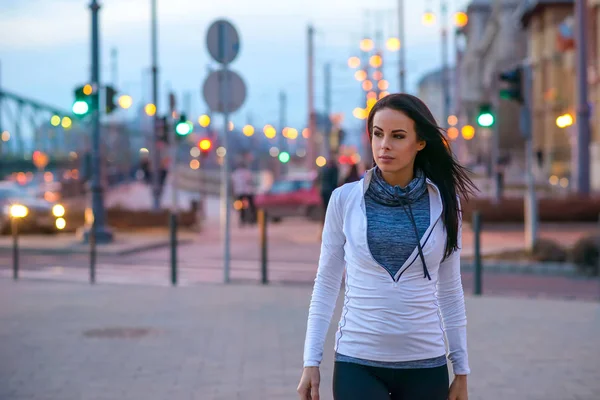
[0,238,193,256]
[461,261,581,277]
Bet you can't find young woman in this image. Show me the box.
[297,93,476,400]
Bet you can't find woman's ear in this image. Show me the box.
[418,140,426,151]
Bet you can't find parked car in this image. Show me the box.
[254,179,323,222]
[0,183,67,234]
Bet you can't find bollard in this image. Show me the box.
[90,219,96,284]
[11,217,19,280]
[473,210,482,296]
[170,213,178,286]
[258,209,268,284]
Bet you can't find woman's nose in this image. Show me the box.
[380,136,391,149]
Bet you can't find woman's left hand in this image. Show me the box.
[448,375,468,400]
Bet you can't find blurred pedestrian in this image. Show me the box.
[298,93,476,400]
[343,163,360,184]
[231,162,256,226]
[318,153,339,216]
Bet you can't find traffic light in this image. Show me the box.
[498,66,523,103]
[477,104,495,127]
[157,116,169,143]
[198,138,212,158]
[105,85,118,114]
[73,84,92,116]
[278,151,290,163]
[175,114,192,137]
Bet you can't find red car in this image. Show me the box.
[255,179,323,222]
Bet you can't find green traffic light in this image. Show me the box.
[477,113,494,127]
[176,121,191,136]
[278,151,290,163]
[72,100,89,115]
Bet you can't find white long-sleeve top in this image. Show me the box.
[303,169,470,375]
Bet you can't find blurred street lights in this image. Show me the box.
[422,2,468,128]
[145,103,157,116]
[198,114,210,127]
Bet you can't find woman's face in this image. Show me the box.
[371,108,426,176]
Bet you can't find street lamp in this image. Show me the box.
[386,37,401,51]
[422,2,467,128]
[360,38,374,52]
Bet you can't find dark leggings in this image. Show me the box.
[333,361,449,400]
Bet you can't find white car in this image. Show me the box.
[0,184,67,234]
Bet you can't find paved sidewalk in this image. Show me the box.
[1,280,599,400]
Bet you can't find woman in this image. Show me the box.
[297,93,476,400]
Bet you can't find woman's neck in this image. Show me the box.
[379,166,415,188]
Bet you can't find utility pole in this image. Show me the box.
[440,1,450,129]
[522,63,538,251]
[150,0,161,210]
[398,0,406,92]
[307,25,316,169]
[111,48,118,87]
[87,0,112,243]
[324,63,332,154]
[575,0,591,195]
[0,60,4,157]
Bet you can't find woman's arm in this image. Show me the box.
[303,188,347,367]
[437,213,470,376]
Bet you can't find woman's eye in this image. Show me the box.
[374,131,383,137]
[394,134,404,139]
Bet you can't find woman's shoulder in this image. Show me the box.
[331,180,362,208]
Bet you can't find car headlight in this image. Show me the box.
[9,204,29,218]
[52,204,65,217]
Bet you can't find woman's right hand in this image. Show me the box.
[297,366,321,400]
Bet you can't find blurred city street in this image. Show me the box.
[2,0,600,399]
[0,187,599,300]
[1,279,599,400]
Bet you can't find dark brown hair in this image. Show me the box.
[367,93,477,258]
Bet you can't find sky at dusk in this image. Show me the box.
[0,0,469,133]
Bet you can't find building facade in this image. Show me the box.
[457,0,528,171]
[521,0,600,191]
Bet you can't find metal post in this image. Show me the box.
[220,27,232,284]
[88,0,112,243]
[522,63,538,251]
[473,211,482,295]
[307,25,316,170]
[575,0,591,195]
[492,108,502,204]
[90,218,96,284]
[258,209,268,284]
[524,136,538,251]
[324,63,332,153]
[150,0,161,210]
[398,0,406,92]
[441,1,450,129]
[169,118,178,286]
[11,217,18,280]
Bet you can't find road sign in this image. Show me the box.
[206,19,240,64]
[202,69,246,114]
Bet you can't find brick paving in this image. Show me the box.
[1,279,599,400]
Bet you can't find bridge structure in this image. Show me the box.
[0,89,148,179]
[0,89,90,173]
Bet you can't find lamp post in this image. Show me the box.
[86,0,113,243]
